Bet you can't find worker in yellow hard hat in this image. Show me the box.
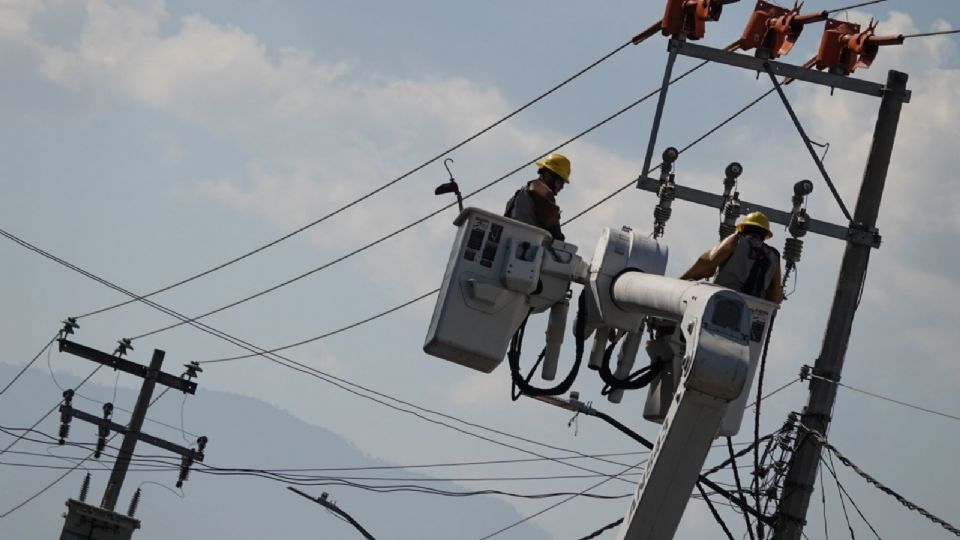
[504,153,570,241]
[679,211,784,303]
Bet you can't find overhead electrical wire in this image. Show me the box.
[129,59,715,343]
[475,460,645,540]
[821,453,883,539]
[197,59,719,365]
[902,29,960,39]
[803,426,960,537]
[826,0,887,13]
[0,387,173,519]
[3,27,824,528]
[0,334,58,396]
[0,62,788,502]
[805,370,960,423]
[0,231,649,484]
[73,38,636,322]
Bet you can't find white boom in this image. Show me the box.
[424,208,774,540]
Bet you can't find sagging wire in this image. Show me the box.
[802,367,960,423]
[474,460,646,540]
[803,425,960,536]
[74,36,637,322]
[0,334,58,396]
[822,453,882,540]
[0,386,172,519]
[827,451,857,539]
[727,437,757,540]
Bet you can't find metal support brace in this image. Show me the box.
[763,63,852,222]
[640,38,682,185]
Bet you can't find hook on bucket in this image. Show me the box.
[434,158,464,212]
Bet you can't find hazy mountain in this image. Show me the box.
[0,363,551,540]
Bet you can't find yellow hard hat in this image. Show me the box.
[536,153,571,183]
[737,211,772,239]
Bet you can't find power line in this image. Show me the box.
[202,288,440,364]
[0,334,58,396]
[475,460,645,540]
[194,59,723,366]
[826,0,887,14]
[73,38,636,321]
[805,370,960,423]
[0,387,173,518]
[3,49,786,511]
[902,29,960,39]
[805,426,960,537]
[0,228,649,484]
[820,453,883,540]
[128,60,712,342]
[0,366,103,458]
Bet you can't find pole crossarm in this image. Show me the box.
[636,176,880,247]
[669,39,911,102]
[58,339,197,394]
[58,406,204,461]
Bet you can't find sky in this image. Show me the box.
[1,0,959,539]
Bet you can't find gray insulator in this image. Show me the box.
[719,222,736,240]
[79,473,90,502]
[654,206,672,224]
[127,488,141,518]
[784,237,804,265]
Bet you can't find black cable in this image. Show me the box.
[1,61,786,496]
[902,29,960,39]
[820,464,831,540]
[753,310,777,540]
[0,366,102,458]
[821,453,883,540]
[475,460,645,540]
[130,59,713,342]
[575,518,623,540]
[1,233,646,485]
[202,289,439,364]
[195,59,757,374]
[75,38,635,321]
[826,0,887,13]
[805,371,960,423]
[698,482,737,540]
[0,387,173,518]
[727,437,757,540]
[827,452,857,539]
[0,334,58,396]
[806,426,960,536]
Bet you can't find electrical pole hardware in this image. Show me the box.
[56,337,208,540]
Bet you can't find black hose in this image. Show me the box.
[507,290,587,398]
[598,328,663,394]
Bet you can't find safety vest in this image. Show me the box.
[714,234,779,298]
[504,187,538,227]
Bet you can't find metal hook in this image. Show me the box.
[435,158,463,212]
[443,158,455,180]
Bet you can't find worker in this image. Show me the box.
[504,153,570,241]
[679,211,784,303]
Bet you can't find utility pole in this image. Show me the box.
[772,70,910,539]
[288,487,377,540]
[56,332,207,540]
[628,35,910,538]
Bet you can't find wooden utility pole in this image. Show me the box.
[771,70,910,539]
[57,337,207,540]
